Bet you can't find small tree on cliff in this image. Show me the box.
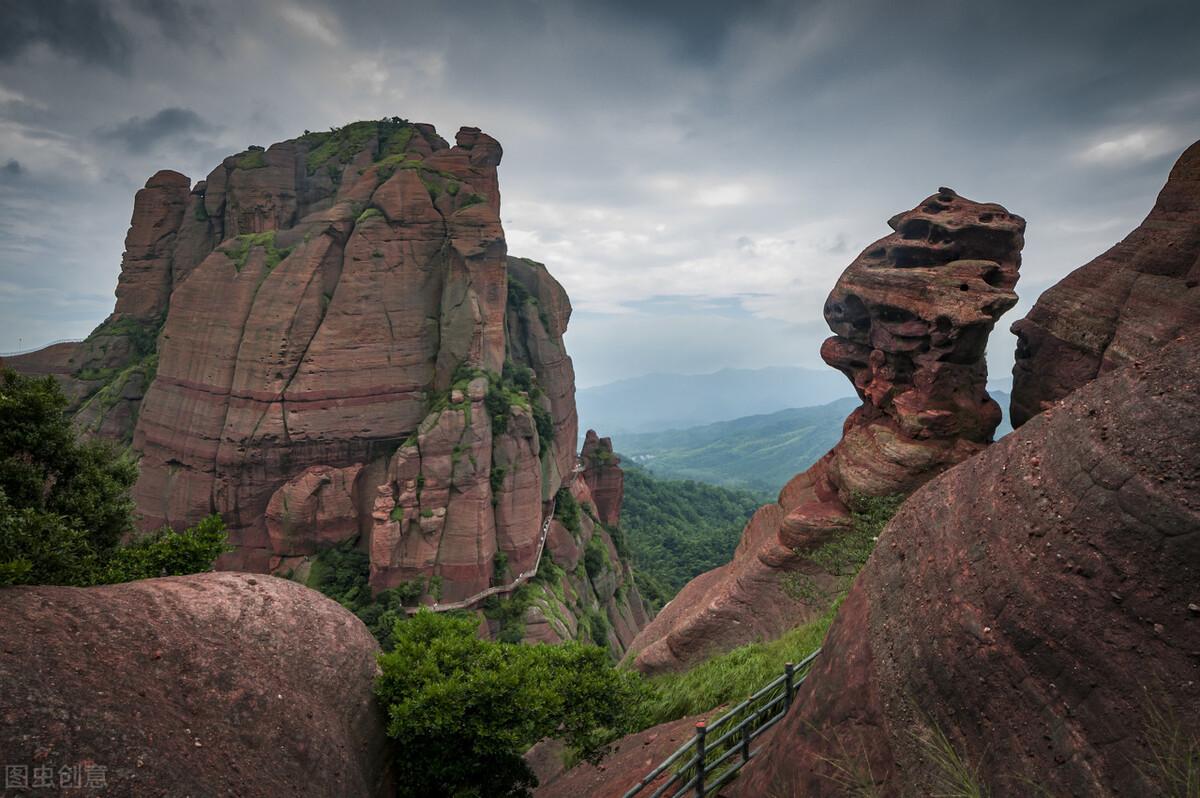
[376,610,651,798]
[0,368,229,586]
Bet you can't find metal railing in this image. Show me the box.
[623,648,821,798]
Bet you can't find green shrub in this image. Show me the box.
[101,515,230,582]
[583,535,609,582]
[483,585,532,643]
[376,610,651,798]
[220,231,292,272]
[492,551,509,585]
[554,486,580,535]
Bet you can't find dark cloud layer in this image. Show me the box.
[0,0,132,70]
[0,0,1198,386]
[98,107,216,152]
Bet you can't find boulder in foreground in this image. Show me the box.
[0,573,391,797]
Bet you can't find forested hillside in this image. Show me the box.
[620,466,763,612]
[614,398,856,493]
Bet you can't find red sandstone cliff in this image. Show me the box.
[10,119,646,647]
[626,189,1025,675]
[1011,139,1200,427]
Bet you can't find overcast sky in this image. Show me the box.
[1,0,1197,387]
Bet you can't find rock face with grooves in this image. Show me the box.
[0,573,392,797]
[731,334,1200,798]
[626,189,1025,675]
[8,120,648,645]
[1011,140,1200,427]
[521,463,649,655]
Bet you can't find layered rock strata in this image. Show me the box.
[0,573,392,797]
[1011,140,1200,427]
[731,334,1200,798]
[626,189,1025,675]
[11,120,648,637]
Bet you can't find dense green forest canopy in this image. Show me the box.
[620,464,765,612]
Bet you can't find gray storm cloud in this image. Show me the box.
[0,0,1197,385]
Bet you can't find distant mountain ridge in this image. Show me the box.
[576,366,854,435]
[613,389,1013,495]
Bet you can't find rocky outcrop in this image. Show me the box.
[1011,140,1200,427]
[11,119,648,642]
[731,334,1200,798]
[517,468,649,657]
[131,121,511,578]
[580,430,623,527]
[0,572,391,797]
[626,189,1024,675]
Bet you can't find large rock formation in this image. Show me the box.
[1011,140,1200,427]
[731,333,1200,798]
[626,189,1025,675]
[517,431,649,655]
[0,573,391,797]
[9,118,647,644]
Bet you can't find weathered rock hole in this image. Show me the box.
[935,316,952,333]
[983,266,1004,287]
[979,212,994,223]
[959,283,970,291]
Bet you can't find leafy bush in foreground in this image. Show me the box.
[376,610,651,798]
[0,368,228,586]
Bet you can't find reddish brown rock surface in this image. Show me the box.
[1011,139,1200,427]
[580,430,623,527]
[730,335,1200,798]
[532,713,721,798]
[518,456,649,657]
[0,572,391,797]
[626,189,1025,675]
[11,119,648,644]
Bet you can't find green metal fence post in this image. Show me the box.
[785,662,795,711]
[695,721,707,796]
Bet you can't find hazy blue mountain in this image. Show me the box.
[614,397,858,494]
[616,388,1013,495]
[576,366,855,435]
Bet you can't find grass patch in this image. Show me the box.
[235,147,267,169]
[1136,694,1200,798]
[356,207,383,224]
[793,492,904,588]
[912,722,991,798]
[641,598,840,727]
[302,118,413,176]
[220,231,292,272]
